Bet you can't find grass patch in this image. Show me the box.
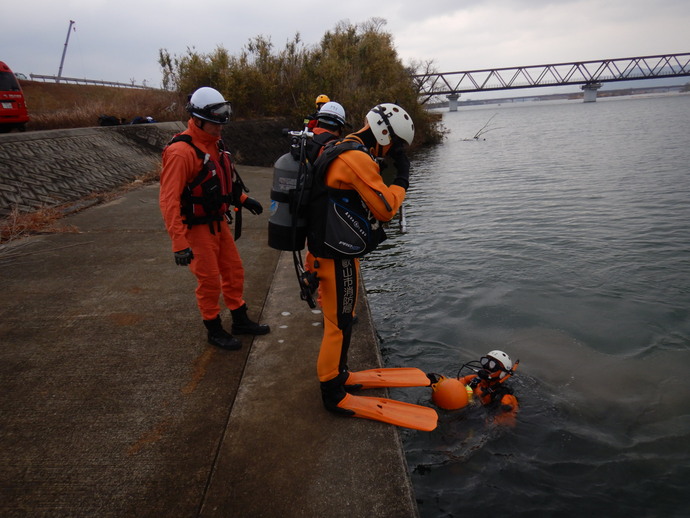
[0,165,161,244]
[20,81,187,131]
[0,205,79,244]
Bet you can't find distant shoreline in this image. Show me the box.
[427,83,690,108]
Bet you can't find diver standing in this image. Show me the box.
[304,101,347,163]
[159,87,270,350]
[307,103,424,425]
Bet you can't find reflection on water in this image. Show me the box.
[362,95,690,516]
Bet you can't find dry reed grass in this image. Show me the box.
[1,83,171,244]
[20,81,187,131]
[0,206,79,244]
[0,165,162,245]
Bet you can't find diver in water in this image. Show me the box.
[430,350,520,426]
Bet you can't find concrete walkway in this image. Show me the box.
[0,166,419,517]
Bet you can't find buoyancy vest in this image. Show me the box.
[168,134,245,235]
[306,140,387,259]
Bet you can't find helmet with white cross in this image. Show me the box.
[365,103,415,146]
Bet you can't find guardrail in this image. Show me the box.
[29,74,151,89]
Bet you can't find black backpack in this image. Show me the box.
[306,140,387,259]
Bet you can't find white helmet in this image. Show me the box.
[482,350,513,377]
[365,103,415,146]
[318,101,346,127]
[186,87,232,124]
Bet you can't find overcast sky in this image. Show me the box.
[2,0,688,90]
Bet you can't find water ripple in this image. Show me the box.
[365,95,690,517]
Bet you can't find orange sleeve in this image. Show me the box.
[325,150,406,222]
[494,394,519,426]
[159,143,198,252]
[500,394,519,413]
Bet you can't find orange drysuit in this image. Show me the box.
[159,119,248,320]
[460,373,519,426]
[308,135,406,383]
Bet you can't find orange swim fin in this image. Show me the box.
[336,393,438,431]
[346,368,431,389]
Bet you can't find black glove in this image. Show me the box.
[243,197,263,215]
[477,369,490,380]
[388,140,410,190]
[174,248,194,266]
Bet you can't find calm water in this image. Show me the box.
[361,94,690,517]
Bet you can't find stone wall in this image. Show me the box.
[0,118,295,217]
[0,122,185,217]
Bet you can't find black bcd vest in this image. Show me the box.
[167,134,247,239]
[306,140,387,259]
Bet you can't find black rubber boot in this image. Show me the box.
[203,316,242,350]
[231,304,270,335]
[320,372,355,416]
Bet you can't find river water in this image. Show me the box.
[361,94,690,517]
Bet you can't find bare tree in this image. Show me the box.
[462,113,501,141]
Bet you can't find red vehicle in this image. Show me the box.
[0,61,29,132]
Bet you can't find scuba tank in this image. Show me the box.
[268,128,319,308]
[268,129,313,251]
[268,153,305,250]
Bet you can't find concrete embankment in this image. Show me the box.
[0,124,421,517]
[0,118,293,217]
[0,123,185,216]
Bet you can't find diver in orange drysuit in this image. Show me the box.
[306,103,414,415]
[159,87,269,350]
[301,101,348,297]
[305,101,347,163]
[459,350,519,426]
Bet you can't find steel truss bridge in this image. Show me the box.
[413,53,690,103]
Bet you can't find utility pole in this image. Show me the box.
[57,20,75,84]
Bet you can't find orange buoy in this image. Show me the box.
[431,376,471,410]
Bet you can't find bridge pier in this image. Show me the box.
[581,82,602,103]
[447,93,460,112]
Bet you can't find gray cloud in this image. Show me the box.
[2,0,687,87]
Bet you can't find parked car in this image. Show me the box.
[0,61,29,132]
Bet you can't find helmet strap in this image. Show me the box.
[372,105,399,144]
[193,116,211,129]
[497,359,519,384]
[192,116,221,136]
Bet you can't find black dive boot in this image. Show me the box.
[230,304,270,335]
[203,316,242,350]
[320,373,355,416]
